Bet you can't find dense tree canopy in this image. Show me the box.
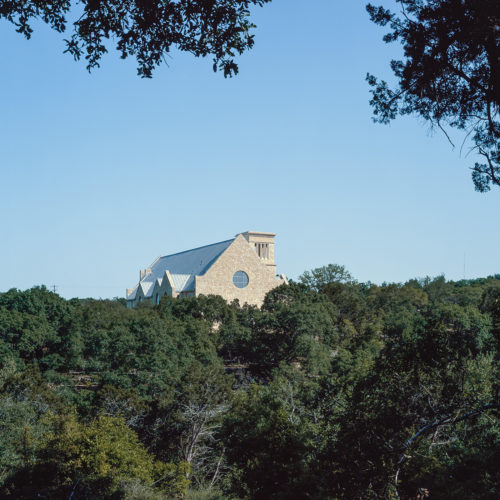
[0,275,499,498]
[367,0,500,192]
[0,0,271,77]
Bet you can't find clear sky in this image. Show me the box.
[0,0,498,299]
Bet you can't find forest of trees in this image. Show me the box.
[0,267,499,499]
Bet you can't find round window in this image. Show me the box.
[233,271,249,288]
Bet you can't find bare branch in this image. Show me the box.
[394,403,500,495]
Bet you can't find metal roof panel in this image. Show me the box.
[132,238,234,297]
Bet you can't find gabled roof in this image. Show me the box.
[127,238,234,299]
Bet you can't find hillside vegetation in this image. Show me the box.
[0,267,499,499]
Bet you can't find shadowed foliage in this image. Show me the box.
[0,0,272,77]
[0,271,499,498]
[366,0,499,192]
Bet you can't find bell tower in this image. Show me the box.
[238,231,277,273]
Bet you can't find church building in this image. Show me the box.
[126,231,287,307]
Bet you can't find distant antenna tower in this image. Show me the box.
[463,253,466,280]
[51,285,58,293]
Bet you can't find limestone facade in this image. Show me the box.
[126,231,286,308]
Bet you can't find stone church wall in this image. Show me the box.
[195,234,285,306]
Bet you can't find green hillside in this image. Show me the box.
[0,268,499,499]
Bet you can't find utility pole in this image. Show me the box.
[51,285,58,293]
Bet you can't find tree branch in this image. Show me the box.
[478,148,500,188]
[394,403,500,497]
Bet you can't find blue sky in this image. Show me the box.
[0,0,498,299]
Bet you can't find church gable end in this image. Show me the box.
[195,234,284,306]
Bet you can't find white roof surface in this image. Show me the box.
[127,238,234,299]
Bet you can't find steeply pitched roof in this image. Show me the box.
[127,238,234,299]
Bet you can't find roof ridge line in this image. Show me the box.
[149,255,162,267]
[158,238,234,259]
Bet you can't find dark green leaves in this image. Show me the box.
[1,0,272,77]
[367,0,500,192]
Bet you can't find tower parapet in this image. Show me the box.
[238,231,276,273]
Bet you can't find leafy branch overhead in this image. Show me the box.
[0,0,271,77]
[366,0,499,192]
